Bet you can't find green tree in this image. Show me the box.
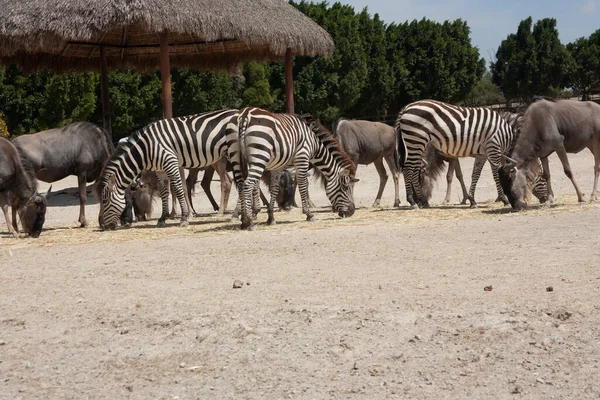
[567,30,600,100]
[492,17,572,102]
[241,63,274,108]
[462,71,505,106]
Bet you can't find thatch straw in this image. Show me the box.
[0,0,334,72]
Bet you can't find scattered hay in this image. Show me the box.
[1,196,599,250]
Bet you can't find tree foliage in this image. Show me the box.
[491,17,573,102]
[0,1,487,138]
[566,29,600,100]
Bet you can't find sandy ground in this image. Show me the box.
[1,152,600,399]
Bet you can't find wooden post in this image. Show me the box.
[285,48,294,114]
[159,30,173,119]
[99,46,112,134]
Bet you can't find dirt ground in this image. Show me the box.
[1,152,600,399]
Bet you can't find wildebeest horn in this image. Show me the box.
[41,185,52,199]
[502,155,517,168]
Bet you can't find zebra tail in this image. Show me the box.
[393,107,408,172]
[420,146,447,202]
[238,114,250,180]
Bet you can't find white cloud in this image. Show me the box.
[580,0,597,14]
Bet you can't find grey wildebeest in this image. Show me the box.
[334,119,401,207]
[0,137,49,237]
[500,98,600,210]
[12,122,114,227]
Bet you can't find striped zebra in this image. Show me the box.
[427,110,548,206]
[225,107,356,230]
[396,100,521,208]
[96,109,238,230]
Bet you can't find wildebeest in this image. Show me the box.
[500,98,600,210]
[0,137,49,237]
[12,122,114,227]
[334,119,401,207]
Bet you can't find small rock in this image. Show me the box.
[484,285,493,292]
[125,385,133,392]
[536,378,545,384]
[120,328,129,335]
[546,286,553,292]
[179,362,186,368]
[511,385,522,394]
[246,282,250,286]
[233,280,244,289]
[0,340,6,346]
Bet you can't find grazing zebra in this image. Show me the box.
[96,109,238,230]
[226,107,357,230]
[396,100,519,208]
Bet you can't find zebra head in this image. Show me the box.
[97,172,129,230]
[325,168,357,218]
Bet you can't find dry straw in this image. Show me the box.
[0,0,334,72]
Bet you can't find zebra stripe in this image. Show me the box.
[226,107,356,230]
[97,109,238,230]
[396,100,516,208]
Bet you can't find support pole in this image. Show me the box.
[159,30,173,119]
[285,48,294,114]
[99,46,112,134]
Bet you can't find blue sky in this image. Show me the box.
[341,0,599,64]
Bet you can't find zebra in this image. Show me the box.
[96,109,238,230]
[423,109,548,206]
[396,99,526,209]
[225,107,357,230]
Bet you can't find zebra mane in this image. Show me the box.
[95,129,145,197]
[298,114,356,176]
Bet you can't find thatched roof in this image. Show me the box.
[0,0,334,72]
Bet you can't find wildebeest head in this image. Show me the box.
[325,169,358,218]
[276,170,294,211]
[499,155,534,211]
[19,187,50,238]
[96,173,127,230]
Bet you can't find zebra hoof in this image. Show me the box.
[157,220,166,227]
[306,214,315,222]
[267,217,276,226]
[393,201,400,208]
[179,220,189,227]
[410,204,419,210]
[469,203,478,209]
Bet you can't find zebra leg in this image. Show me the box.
[267,171,282,226]
[453,159,469,205]
[295,160,315,221]
[467,158,486,208]
[403,166,419,209]
[540,157,554,206]
[491,163,510,205]
[240,177,259,230]
[164,165,189,227]
[252,184,261,218]
[156,171,170,227]
[443,159,456,204]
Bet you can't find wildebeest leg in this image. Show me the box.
[295,158,315,221]
[185,168,201,216]
[267,171,282,225]
[11,202,19,233]
[589,139,600,202]
[372,158,387,208]
[77,172,88,227]
[453,159,469,205]
[214,160,232,215]
[443,159,456,204]
[383,154,400,207]
[556,144,586,203]
[156,171,170,227]
[0,193,17,237]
